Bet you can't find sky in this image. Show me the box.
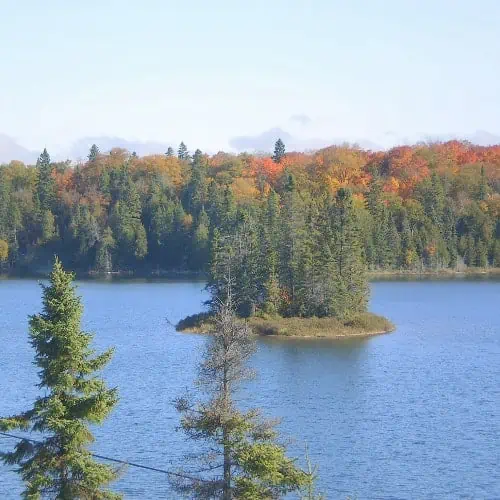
[1,0,500,159]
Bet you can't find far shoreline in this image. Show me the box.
[2,267,500,281]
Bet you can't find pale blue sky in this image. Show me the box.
[1,0,499,155]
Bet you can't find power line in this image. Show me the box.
[0,431,207,483]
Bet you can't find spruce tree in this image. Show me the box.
[88,144,100,162]
[36,148,55,213]
[184,149,207,214]
[165,146,174,157]
[329,188,369,319]
[190,208,210,270]
[272,138,286,164]
[0,259,120,499]
[177,141,189,160]
[279,173,306,315]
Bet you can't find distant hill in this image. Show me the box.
[0,134,38,164]
[67,137,172,161]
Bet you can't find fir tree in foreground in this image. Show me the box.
[0,258,121,500]
[173,284,311,498]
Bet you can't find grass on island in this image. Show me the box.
[177,311,395,339]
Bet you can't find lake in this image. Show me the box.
[1,278,499,499]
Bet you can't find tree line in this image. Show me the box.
[0,139,499,276]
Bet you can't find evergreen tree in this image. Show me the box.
[329,188,369,319]
[476,239,488,267]
[36,148,55,213]
[95,227,115,272]
[165,146,174,157]
[279,173,306,315]
[41,209,57,243]
[173,288,310,498]
[400,210,417,269]
[493,240,500,267]
[88,144,100,162]
[0,259,120,499]
[190,208,210,270]
[260,191,282,314]
[220,185,237,232]
[272,138,286,164]
[111,179,148,265]
[177,141,189,160]
[184,149,207,214]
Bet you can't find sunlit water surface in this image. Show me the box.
[1,278,499,499]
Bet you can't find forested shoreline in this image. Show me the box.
[1,139,499,277]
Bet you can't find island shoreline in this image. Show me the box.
[177,312,395,340]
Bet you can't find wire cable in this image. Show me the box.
[0,431,207,483]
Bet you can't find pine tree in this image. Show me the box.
[329,188,369,319]
[272,138,286,164]
[88,144,100,162]
[165,146,174,157]
[0,259,121,499]
[177,141,189,160]
[184,149,207,214]
[173,287,310,498]
[36,148,55,213]
[279,173,306,315]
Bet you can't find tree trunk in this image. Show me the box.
[222,351,231,499]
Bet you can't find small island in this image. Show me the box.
[178,187,394,339]
[177,311,394,339]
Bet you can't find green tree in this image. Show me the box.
[272,138,286,164]
[478,165,489,201]
[88,144,100,162]
[329,188,369,319]
[184,148,207,214]
[0,259,120,499]
[36,148,55,213]
[173,289,310,499]
[178,141,189,160]
[279,173,307,315]
[111,179,148,265]
[165,146,175,157]
[41,209,57,243]
[493,240,500,267]
[190,207,210,270]
[95,227,115,272]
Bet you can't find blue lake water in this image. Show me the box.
[1,278,499,499]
